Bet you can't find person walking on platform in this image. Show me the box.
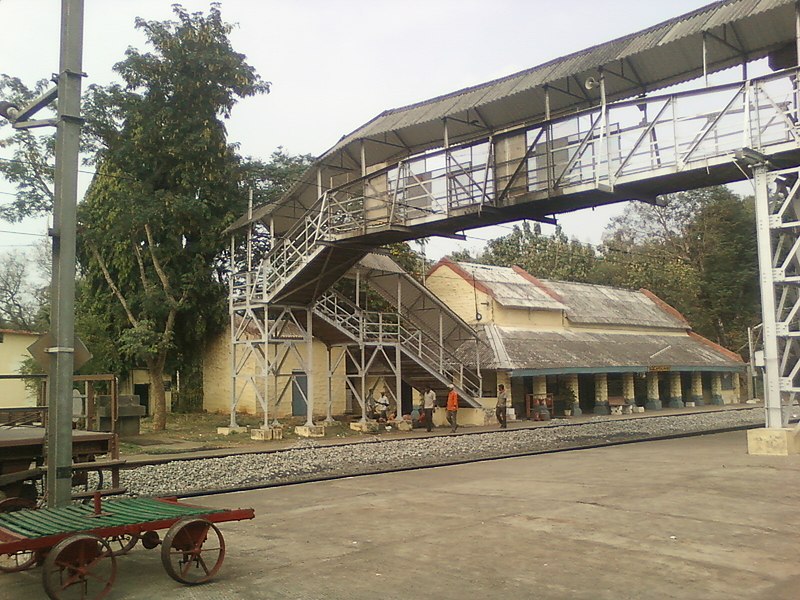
[446,384,459,432]
[496,384,508,429]
[422,386,436,432]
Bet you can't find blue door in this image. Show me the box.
[291,371,308,417]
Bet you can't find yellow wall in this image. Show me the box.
[204,326,347,419]
[0,330,39,407]
[426,266,492,326]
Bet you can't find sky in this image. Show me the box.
[0,0,744,261]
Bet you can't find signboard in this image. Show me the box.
[28,333,92,372]
[648,365,670,372]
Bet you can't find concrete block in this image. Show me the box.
[632,406,646,413]
[270,427,283,440]
[217,426,249,435]
[747,428,800,456]
[295,425,325,438]
[250,428,274,441]
[349,421,379,433]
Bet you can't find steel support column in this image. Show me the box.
[753,165,796,427]
[46,0,85,507]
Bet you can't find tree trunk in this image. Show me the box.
[146,355,168,431]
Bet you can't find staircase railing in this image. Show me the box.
[313,291,482,399]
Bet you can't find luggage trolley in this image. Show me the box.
[0,494,255,599]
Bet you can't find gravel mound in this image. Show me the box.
[120,408,763,497]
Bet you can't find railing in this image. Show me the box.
[310,68,800,238]
[244,68,800,304]
[313,290,482,398]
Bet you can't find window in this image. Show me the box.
[720,373,734,390]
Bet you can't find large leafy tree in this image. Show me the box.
[77,5,269,429]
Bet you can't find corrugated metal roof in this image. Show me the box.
[540,280,688,329]
[457,262,566,311]
[482,326,742,371]
[238,0,796,226]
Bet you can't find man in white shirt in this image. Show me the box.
[422,386,436,432]
[375,390,390,421]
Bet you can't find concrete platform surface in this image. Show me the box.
[6,430,799,599]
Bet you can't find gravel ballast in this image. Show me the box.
[120,408,764,497]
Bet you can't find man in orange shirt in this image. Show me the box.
[446,384,459,433]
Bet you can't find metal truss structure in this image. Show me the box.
[753,164,800,427]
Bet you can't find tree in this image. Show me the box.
[0,250,46,330]
[78,5,269,429]
[454,221,598,282]
[600,187,759,352]
[0,76,56,222]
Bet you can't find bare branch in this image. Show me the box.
[132,239,152,291]
[144,223,179,307]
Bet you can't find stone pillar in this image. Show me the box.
[532,375,548,419]
[623,373,635,406]
[594,373,610,414]
[645,372,661,410]
[691,372,704,405]
[565,373,581,416]
[668,372,684,408]
[711,372,724,405]
[532,376,547,397]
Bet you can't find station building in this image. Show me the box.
[425,259,745,416]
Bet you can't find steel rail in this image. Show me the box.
[115,408,772,499]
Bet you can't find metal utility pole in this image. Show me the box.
[47,0,85,507]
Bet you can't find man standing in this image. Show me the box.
[422,386,436,432]
[446,384,459,432]
[496,384,508,429]
[375,389,390,421]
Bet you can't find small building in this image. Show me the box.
[426,259,744,416]
[0,329,39,408]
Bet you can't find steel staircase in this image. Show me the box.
[312,290,482,406]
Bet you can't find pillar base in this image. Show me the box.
[593,402,610,415]
[711,394,724,406]
[349,421,379,433]
[691,395,704,406]
[667,397,684,409]
[571,402,582,416]
[251,427,283,441]
[747,428,800,455]
[295,425,325,438]
[645,399,662,410]
[217,426,248,435]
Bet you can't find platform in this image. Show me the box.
[5,430,799,599]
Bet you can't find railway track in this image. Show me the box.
[113,407,771,499]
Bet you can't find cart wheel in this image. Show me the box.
[160,518,225,585]
[0,497,38,573]
[42,534,116,600]
[104,532,139,557]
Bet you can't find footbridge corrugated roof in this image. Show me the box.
[228,0,797,233]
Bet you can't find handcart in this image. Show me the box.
[0,494,255,599]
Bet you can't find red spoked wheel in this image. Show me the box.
[0,497,38,573]
[42,534,116,600]
[160,518,225,585]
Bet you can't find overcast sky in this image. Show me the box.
[0,0,732,260]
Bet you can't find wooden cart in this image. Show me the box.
[0,495,255,599]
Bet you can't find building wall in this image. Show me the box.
[119,369,173,415]
[203,327,347,418]
[425,268,491,326]
[0,330,39,408]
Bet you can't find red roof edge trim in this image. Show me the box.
[687,331,744,363]
[428,258,496,299]
[639,288,690,326]
[511,265,564,303]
